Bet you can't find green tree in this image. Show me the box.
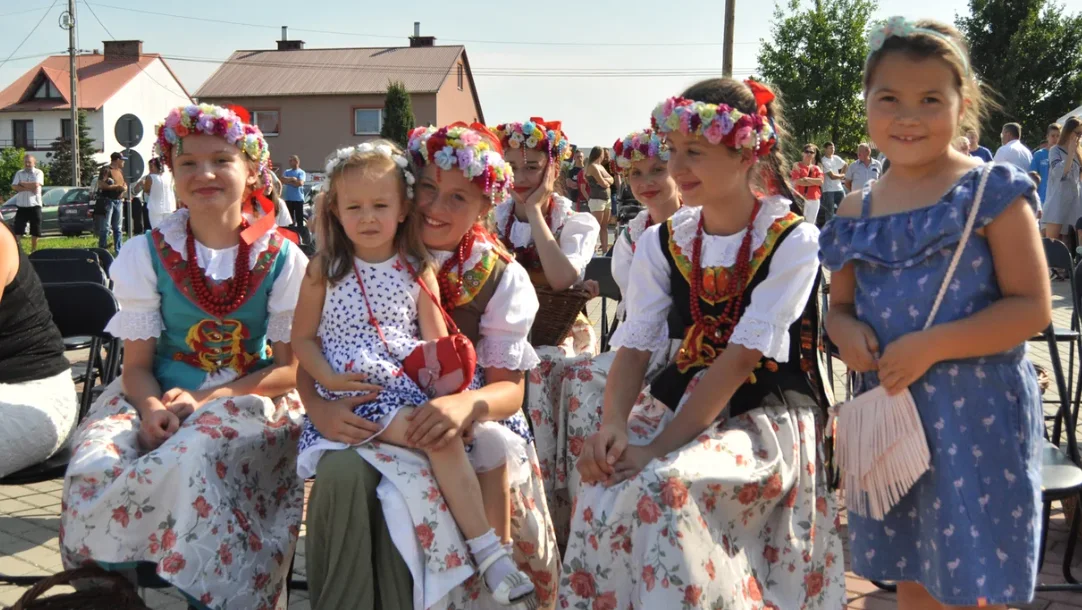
[0,148,25,199]
[47,110,101,187]
[757,0,878,158]
[380,80,416,148]
[957,0,1082,149]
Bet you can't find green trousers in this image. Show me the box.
[305,450,413,610]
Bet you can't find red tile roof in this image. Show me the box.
[0,53,190,112]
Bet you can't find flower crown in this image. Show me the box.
[155,104,272,188]
[407,123,513,204]
[325,142,416,199]
[612,128,669,171]
[651,93,776,158]
[867,17,970,75]
[493,118,572,162]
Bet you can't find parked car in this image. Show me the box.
[57,187,96,236]
[1,186,79,236]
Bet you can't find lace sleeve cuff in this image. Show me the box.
[266,310,294,343]
[104,311,163,341]
[476,337,541,371]
[729,317,790,362]
[610,318,670,353]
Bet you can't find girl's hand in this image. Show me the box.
[877,332,936,396]
[579,279,600,298]
[577,424,628,484]
[161,388,204,422]
[322,371,381,394]
[524,163,557,212]
[307,393,383,445]
[605,445,659,486]
[832,318,881,373]
[138,405,180,451]
[405,395,475,450]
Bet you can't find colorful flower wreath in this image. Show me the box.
[651,94,776,159]
[155,104,272,188]
[493,117,573,163]
[612,128,669,171]
[407,122,513,204]
[325,142,415,199]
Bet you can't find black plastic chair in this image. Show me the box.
[28,247,101,266]
[0,282,120,587]
[30,256,108,286]
[584,256,621,352]
[89,247,115,278]
[1033,239,1081,425]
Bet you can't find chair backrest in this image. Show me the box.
[29,247,101,267]
[42,282,119,339]
[88,247,115,277]
[584,256,621,302]
[1042,238,1074,273]
[31,257,108,286]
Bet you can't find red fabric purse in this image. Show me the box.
[354,258,477,397]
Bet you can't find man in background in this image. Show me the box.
[281,155,307,237]
[966,128,993,162]
[1029,123,1061,203]
[10,155,44,252]
[993,122,1033,171]
[98,152,128,253]
[844,143,882,192]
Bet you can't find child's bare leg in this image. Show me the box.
[379,409,490,539]
[478,465,511,543]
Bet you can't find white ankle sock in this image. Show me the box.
[466,529,534,602]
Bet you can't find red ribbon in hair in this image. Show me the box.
[530,117,562,135]
[744,79,775,116]
[447,121,505,155]
[224,104,252,125]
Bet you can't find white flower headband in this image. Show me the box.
[324,142,416,198]
[868,17,970,75]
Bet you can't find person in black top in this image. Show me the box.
[0,222,76,477]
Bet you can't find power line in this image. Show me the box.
[86,2,759,48]
[80,0,114,41]
[0,0,59,72]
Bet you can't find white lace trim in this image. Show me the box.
[610,317,671,353]
[669,196,792,268]
[494,195,574,249]
[104,310,163,341]
[429,233,497,273]
[627,209,651,245]
[729,317,790,362]
[476,337,540,371]
[157,208,277,280]
[266,310,294,343]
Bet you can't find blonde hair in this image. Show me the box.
[863,19,989,135]
[317,139,428,284]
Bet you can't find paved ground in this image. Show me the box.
[1,249,1080,608]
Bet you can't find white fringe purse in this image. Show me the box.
[833,162,992,520]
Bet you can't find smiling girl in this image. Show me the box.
[59,104,309,609]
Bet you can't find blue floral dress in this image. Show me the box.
[819,163,1044,606]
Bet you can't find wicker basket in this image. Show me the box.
[5,565,149,610]
[531,285,593,348]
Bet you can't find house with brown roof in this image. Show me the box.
[195,27,484,173]
[0,40,192,172]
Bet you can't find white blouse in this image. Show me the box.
[610,198,819,362]
[104,208,309,347]
[430,237,541,371]
[493,194,600,281]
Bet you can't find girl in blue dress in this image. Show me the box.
[819,18,1050,609]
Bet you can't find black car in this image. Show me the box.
[56,187,96,236]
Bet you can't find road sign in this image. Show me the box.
[115,114,143,149]
[122,149,144,185]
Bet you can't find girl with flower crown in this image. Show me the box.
[544,128,685,541]
[59,104,310,609]
[298,124,559,610]
[561,79,844,608]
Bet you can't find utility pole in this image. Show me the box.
[65,0,79,185]
[723,0,736,77]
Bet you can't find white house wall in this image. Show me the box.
[0,109,107,167]
[101,58,191,181]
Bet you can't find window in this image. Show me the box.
[457,63,464,90]
[61,118,72,142]
[353,108,382,135]
[32,80,62,100]
[12,120,34,149]
[252,110,280,136]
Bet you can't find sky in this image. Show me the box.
[0,0,976,148]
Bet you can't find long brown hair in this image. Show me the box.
[680,78,801,208]
[317,139,428,284]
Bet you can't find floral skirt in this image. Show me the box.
[60,379,306,610]
[349,439,560,609]
[558,372,846,609]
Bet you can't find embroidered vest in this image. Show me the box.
[649,214,822,418]
[444,241,512,345]
[148,229,289,390]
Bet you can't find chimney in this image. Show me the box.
[277,26,305,51]
[103,40,142,60]
[409,22,436,48]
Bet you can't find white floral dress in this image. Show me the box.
[559,201,845,609]
[60,209,309,610]
[494,195,603,539]
[301,233,562,610]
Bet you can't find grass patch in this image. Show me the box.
[19,234,100,251]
